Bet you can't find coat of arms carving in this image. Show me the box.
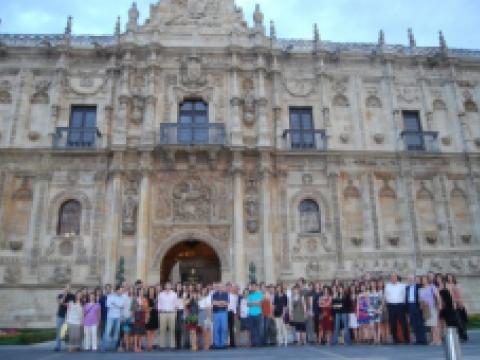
[181,56,207,88]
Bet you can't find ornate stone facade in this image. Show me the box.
[0,0,480,327]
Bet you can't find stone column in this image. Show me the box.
[232,152,245,287]
[401,168,422,269]
[368,173,381,250]
[256,54,270,147]
[260,152,274,283]
[142,95,157,145]
[104,152,123,284]
[229,52,242,146]
[28,173,50,272]
[136,152,152,282]
[329,172,344,269]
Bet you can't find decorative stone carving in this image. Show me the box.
[441,136,452,146]
[339,133,349,144]
[450,258,463,272]
[351,237,363,247]
[173,177,211,222]
[425,233,438,245]
[302,174,313,186]
[28,131,41,141]
[59,238,74,256]
[50,265,72,284]
[366,95,382,108]
[461,234,472,244]
[373,133,385,144]
[379,180,396,198]
[30,80,50,104]
[282,75,316,97]
[0,80,12,104]
[181,55,207,88]
[474,138,480,148]
[244,176,259,234]
[306,259,322,276]
[242,78,255,126]
[3,265,21,284]
[468,257,479,271]
[68,72,106,95]
[8,240,23,251]
[387,236,400,247]
[343,180,360,199]
[397,87,420,104]
[333,94,349,107]
[130,95,145,124]
[123,177,139,235]
[433,99,447,111]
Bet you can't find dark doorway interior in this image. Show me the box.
[160,240,221,285]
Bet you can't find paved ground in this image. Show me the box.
[1,331,478,360]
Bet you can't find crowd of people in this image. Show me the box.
[54,271,469,353]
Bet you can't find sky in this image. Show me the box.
[0,0,479,49]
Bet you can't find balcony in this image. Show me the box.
[282,129,327,151]
[52,127,102,149]
[160,123,225,146]
[400,131,439,152]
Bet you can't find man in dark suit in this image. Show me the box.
[406,275,427,345]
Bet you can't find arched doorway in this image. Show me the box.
[160,240,221,285]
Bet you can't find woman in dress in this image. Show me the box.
[198,287,212,350]
[368,281,381,345]
[290,286,307,345]
[446,274,468,342]
[318,286,333,345]
[438,276,458,338]
[185,289,200,351]
[357,283,371,343]
[419,275,441,345]
[145,286,158,351]
[131,287,149,353]
[66,291,83,352]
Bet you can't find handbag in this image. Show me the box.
[60,322,68,340]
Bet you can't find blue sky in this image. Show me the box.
[0,0,478,49]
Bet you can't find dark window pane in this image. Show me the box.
[85,111,97,127]
[181,102,193,111]
[403,111,421,131]
[299,199,321,233]
[290,113,301,129]
[195,115,208,124]
[194,102,207,111]
[58,200,81,235]
[71,112,83,128]
[180,115,192,124]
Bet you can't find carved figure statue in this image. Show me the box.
[122,195,138,235]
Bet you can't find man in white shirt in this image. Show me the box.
[157,282,178,349]
[102,285,124,351]
[384,272,409,344]
[227,283,238,347]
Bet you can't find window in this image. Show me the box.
[57,200,81,235]
[289,107,315,149]
[68,106,97,147]
[402,111,424,151]
[299,199,321,233]
[178,100,209,144]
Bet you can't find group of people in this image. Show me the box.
[54,271,469,352]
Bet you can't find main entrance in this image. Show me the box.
[160,240,221,285]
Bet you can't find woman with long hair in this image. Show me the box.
[446,274,468,342]
[369,281,381,345]
[83,292,100,351]
[66,291,83,352]
[318,286,333,345]
[376,280,388,344]
[198,287,212,350]
[185,289,200,351]
[145,286,158,351]
[348,284,359,343]
[131,287,148,352]
[357,283,371,343]
[438,276,457,339]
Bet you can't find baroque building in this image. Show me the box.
[0,0,480,327]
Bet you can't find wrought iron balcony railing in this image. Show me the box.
[400,131,439,152]
[282,129,327,151]
[160,123,226,146]
[52,127,102,148]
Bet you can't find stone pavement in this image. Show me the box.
[0,331,478,360]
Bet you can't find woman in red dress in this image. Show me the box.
[318,286,333,345]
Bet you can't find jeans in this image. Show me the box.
[249,315,262,346]
[213,311,228,348]
[102,317,120,351]
[408,304,427,344]
[332,313,351,345]
[55,316,65,350]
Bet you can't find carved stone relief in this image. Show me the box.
[30,80,50,104]
[244,176,259,234]
[130,95,145,125]
[50,265,72,284]
[122,177,139,236]
[0,80,12,104]
[3,264,21,284]
[397,86,420,104]
[181,55,207,88]
[282,74,316,97]
[242,78,255,126]
[173,177,211,222]
[67,72,106,95]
